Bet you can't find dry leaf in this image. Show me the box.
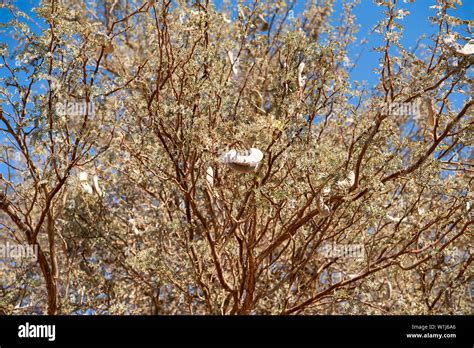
[257,14,269,31]
[104,42,114,54]
[423,98,435,136]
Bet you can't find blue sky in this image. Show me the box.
[0,0,471,85]
[216,0,472,85]
[348,0,471,84]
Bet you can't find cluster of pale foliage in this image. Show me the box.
[0,0,472,315]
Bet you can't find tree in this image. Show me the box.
[0,0,472,315]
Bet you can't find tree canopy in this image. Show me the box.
[0,0,472,315]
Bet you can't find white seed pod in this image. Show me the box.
[322,185,331,196]
[456,39,474,56]
[386,214,408,223]
[78,171,93,195]
[222,14,231,24]
[347,171,355,186]
[443,35,474,56]
[386,214,399,222]
[336,171,355,190]
[297,61,306,88]
[37,179,48,187]
[223,148,263,173]
[316,194,331,217]
[206,166,214,187]
[79,171,88,182]
[227,51,239,75]
[81,183,93,195]
[92,175,103,197]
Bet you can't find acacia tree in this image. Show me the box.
[0,0,472,315]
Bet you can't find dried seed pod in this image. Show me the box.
[92,175,103,197]
[223,148,264,173]
[222,14,231,24]
[424,98,435,128]
[78,171,93,195]
[322,186,331,195]
[227,51,239,75]
[316,194,331,217]
[251,89,263,108]
[336,171,355,190]
[297,61,306,88]
[421,98,435,139]
[386,214,400,222]
[457,39,474,55]
[206,166,214,187]
[443,35,474,56]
